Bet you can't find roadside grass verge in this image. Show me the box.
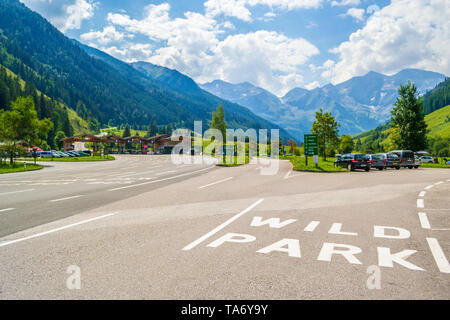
[0,162,43,174]
[421,163,450,168]
[216,156,250,167]
[16,155,115,162]
[290,156,345,172]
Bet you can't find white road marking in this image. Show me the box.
[0,208,15,213]
[424,185,434,190]
[304,221,320,232]
[50,195,84,202]
[198,177,233,189]
[0,213,116,248]
[432,228,450,231]
[434,181,444,185]
[0,189,35,196]
[108,166,214,191]
[426,238,450,273]
[418,191,426,197]
[417,199,424,208]
[418,212,431,229]
[154,170,176,176]
[182,198,264,251]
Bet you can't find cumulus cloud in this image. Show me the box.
[80,26,130,45]
[305,81,320,90]
[21,0,97,32]
[330,0,360,6]
[325,0,450,84]
[99,3,318,95]
[344,7,365,21]
[205,0,323,21]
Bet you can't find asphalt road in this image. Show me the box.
[0,155,449,299]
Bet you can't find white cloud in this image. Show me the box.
[21,0,97,32]
[100,3,319,95]
[330,0,360,6]
[326,0,450,84]
[366,4,380,15]
[205,0,323,22]
[344,7,365,21]
[81,26,129,45]
[305,81,320,90]
[94,43,153,63]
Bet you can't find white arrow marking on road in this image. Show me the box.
[0,189,35,196]
[0,208,15,213]
[418,191,426,197]
[426,238,450,273]
[0,213,116,248]
[417,199,424,208]
[198,177,233,189]
[182,198,264,251]
[50,195,84,202]
[418,212,431,229]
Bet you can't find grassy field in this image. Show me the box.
[425,105,450,139]
[0,162,43,174]
[17,155,115,162]
[290,156,345,172]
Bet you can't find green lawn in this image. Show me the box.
[290,156,345,172]
[16,155,115,162]
[0,162,43,174]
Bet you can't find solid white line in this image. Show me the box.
[418,191,426,197]
[0,213,116,248]
[432,228,450,231]
[434,181,444,185]
[424,185,434,190]
[154,170,176,176]
[182,198,264,251]
[426,237,450,273]
[0,189,35,196]
[0,208,15,213]
[108,166,214,191]
[304,221,320,232]
[50,195,84,202]
[198,177,233,189]
[418,212,431,229]
[417,199,424,208]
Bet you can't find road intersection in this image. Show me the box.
[0,155,448,299]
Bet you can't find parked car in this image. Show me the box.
[334,153,371,171]
[420,156,434,163]
[377,153,401,170]
[39,151,52,158]
[388,150,415,169]
[414,155,421,168]
[65,151,79,157]
[366,154,386,170]
[55,151,69,157]
[77,151,90,157]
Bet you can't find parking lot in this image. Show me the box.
[0,155,448,299]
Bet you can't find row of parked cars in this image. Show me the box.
[334,150,423,171]
[36,150,91,158]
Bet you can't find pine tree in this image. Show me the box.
[391,81,428,151]
[210,105,227,142]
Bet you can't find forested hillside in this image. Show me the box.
[422,78,450,114]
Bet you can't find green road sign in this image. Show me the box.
[304,134,318,155]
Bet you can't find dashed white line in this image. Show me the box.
[426,238,450,274]
[418,212,431,229]
[417,199,424,208]
[424,185,434,190]
[198,177,233,189]
[434,181,444,185]
[108,166,214,191]
[0,208,15,213]
[154,170,177,176]
[0,189,35,196]
[418,191,426,197]
[0,213,116,248]
[182,198,264,251]
[50,195,84,202]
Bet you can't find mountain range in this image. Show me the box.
[201,70,446,140]
[0,0,291,141]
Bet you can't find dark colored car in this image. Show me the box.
[366,154,386,170]
[388,150,415,169]
[334,153,371,171]
[378,153,401,170]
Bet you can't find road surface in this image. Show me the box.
[0,155,448,299]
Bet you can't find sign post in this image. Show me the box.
[304,134,318,167]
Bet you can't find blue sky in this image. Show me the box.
[20,0,449,96]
